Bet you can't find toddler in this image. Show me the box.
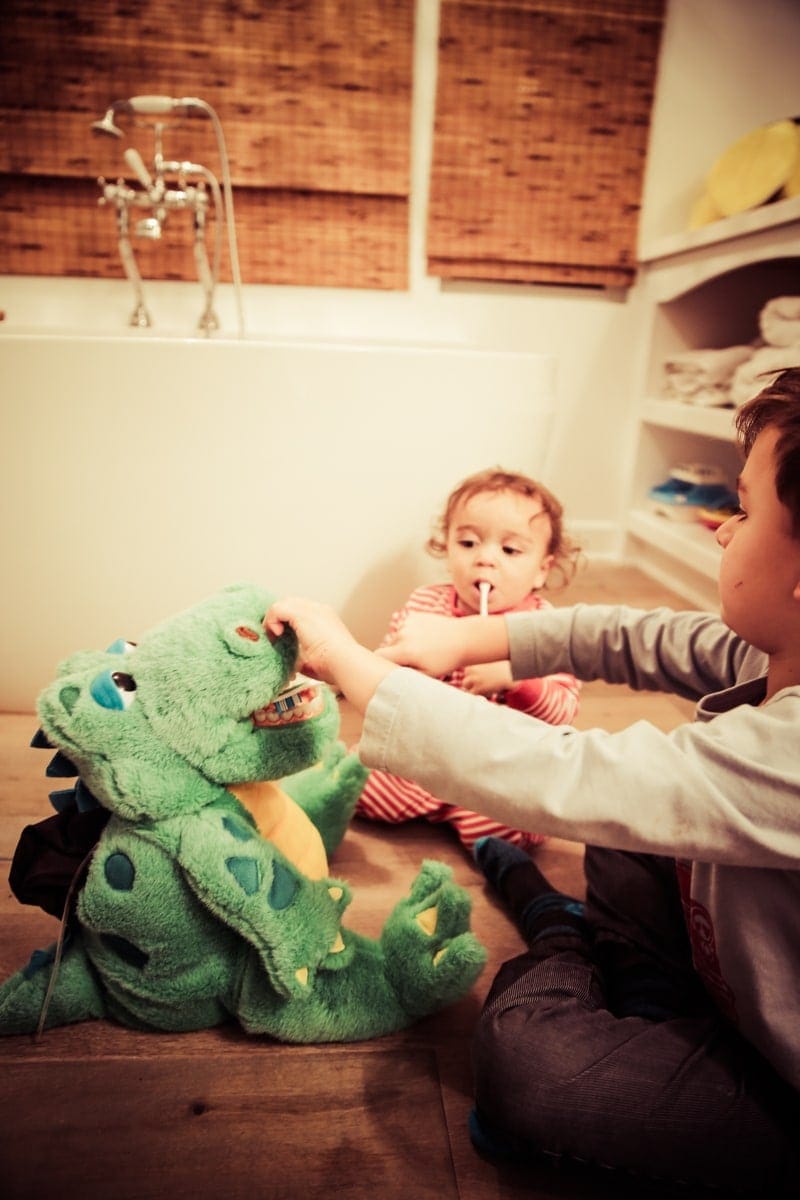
[355,468,581,852]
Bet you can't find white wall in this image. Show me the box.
[0,335,555,710]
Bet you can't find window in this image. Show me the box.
[427,0,666,288]
[0,0,414,290]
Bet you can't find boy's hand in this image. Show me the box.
[264,597,356,684]
[379,612,511,679]
[378,612,466,676]
[265,597,397,715]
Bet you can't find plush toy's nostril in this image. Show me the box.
[235,625,260,642]
[60,685,81,715]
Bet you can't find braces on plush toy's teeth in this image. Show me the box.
[251,673,324,728]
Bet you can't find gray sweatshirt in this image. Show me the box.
[358,604,800,1090]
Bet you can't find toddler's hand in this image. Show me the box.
[264,597,356,684]
[462,661,513,696]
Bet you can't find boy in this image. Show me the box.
[265,369,800,1192]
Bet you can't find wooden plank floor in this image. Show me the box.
[0,563,707,1200]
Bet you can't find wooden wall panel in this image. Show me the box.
[428,0,665,288]
[0,0,414,290]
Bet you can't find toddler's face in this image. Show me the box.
[445,489,553,614]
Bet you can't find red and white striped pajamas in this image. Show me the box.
[355,583,581,853]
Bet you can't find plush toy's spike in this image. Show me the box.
[49,787,78,813]
[30,728,54,750]
[45,752,79,778]
[49,782,101,814]
[74,780,102,813]
[105,637,136,654]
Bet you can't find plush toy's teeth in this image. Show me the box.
[251,675,324,728]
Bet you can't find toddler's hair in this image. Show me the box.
[736,366,800,537]
[426,467,581,589]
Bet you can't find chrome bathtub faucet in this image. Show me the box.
[91,96,244,337]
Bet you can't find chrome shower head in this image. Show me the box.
[92,108,124,138]
[91,96,207,138]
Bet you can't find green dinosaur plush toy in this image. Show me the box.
[0,584,486,1041]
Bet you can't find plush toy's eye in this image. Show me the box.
[90,669,138,711]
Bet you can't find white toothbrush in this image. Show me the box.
[479,581,491,617]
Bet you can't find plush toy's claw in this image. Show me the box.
[416,906,438,936]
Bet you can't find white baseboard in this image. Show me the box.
[573,520,721,612]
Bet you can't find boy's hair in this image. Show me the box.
[736,367,800,537]
[426,467,582,589]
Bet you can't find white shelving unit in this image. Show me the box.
[625,196,800,610]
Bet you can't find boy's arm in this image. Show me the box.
[264,597,397,715]
[506,603,754,701]
[380,612,511,675]
[264,597,511,715]
[377,603,750,702]
[263,596,755,718]
[359,666,800,867]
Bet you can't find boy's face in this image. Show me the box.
[445,489,554,614]
[716,427,800,658]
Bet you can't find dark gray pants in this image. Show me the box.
[472,848,800,1193]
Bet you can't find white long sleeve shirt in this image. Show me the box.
[358,604,800,1089]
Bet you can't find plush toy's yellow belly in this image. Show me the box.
[227,781,329,881]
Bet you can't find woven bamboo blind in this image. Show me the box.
[0,0,413,290]
[428,0,666,288]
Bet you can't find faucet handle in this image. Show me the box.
[123,148,153,190]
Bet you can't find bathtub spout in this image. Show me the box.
[116,207,152,328]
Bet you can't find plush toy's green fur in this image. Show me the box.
[0,584,485,1041]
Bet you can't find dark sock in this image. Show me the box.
[474,836,590,951]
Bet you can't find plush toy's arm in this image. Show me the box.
[153,802,351,1000]
[282,741,368,856]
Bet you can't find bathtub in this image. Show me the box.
[1,329,555,710]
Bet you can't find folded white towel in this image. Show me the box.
[730,345,800,406]
[759,296,800,347]
[662,345,754,405]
